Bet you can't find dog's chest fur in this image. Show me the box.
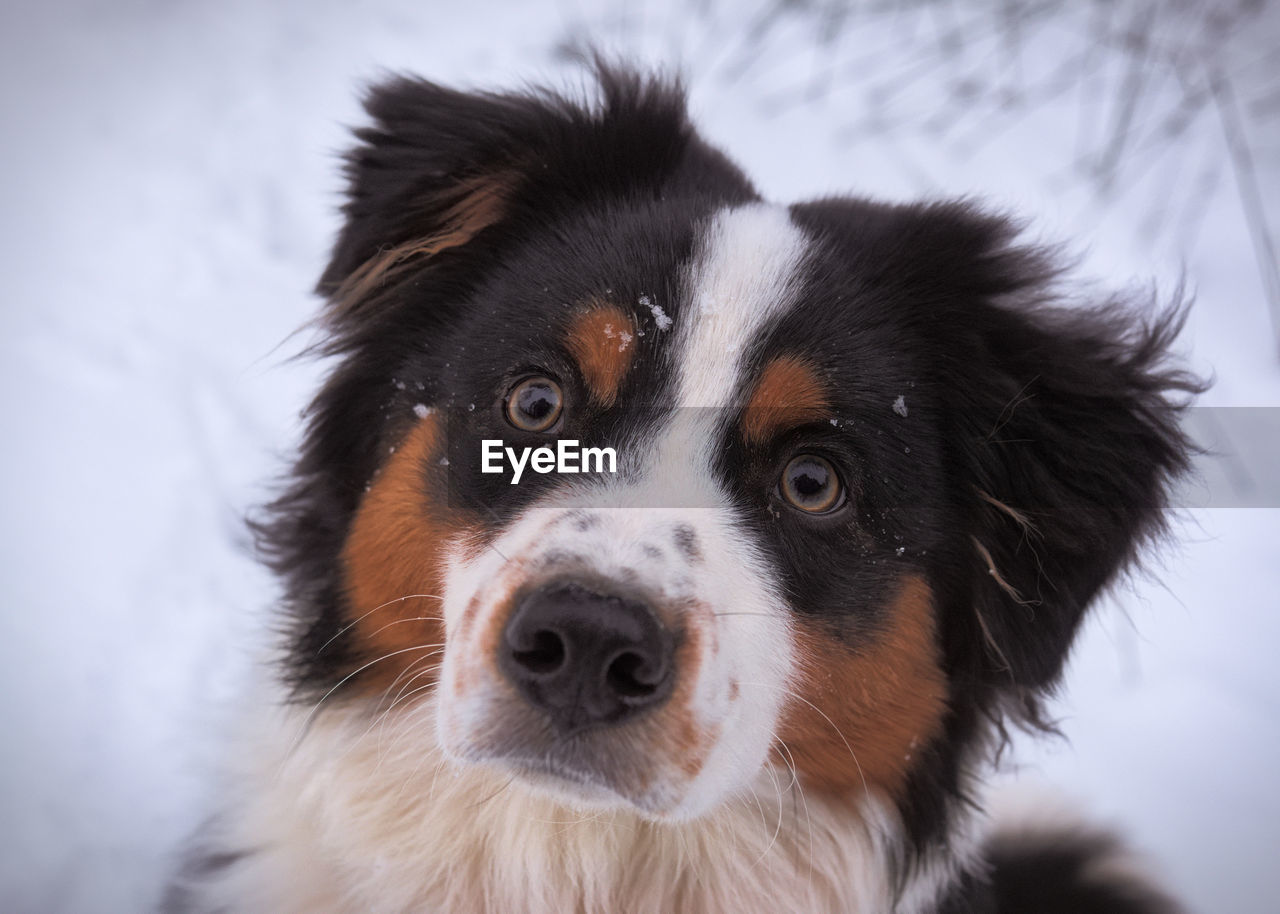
[193,701,969,914]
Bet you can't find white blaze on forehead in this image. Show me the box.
[635,203,809,501]
[674,203,809,410]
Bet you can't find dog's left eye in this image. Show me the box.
[780,454,844,514]
[505,376,563,432]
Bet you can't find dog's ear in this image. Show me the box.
[917,204,1201,694]
[317,67,744,320]
[315,75,525,313]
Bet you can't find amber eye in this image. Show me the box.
[505,376,563,432]
[780,455,843,514]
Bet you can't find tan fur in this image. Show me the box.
[564,303,638,407]
[741,356,830,445]
[340,415,468,697]
[778,576,949,800]
[975,488,1040,537]
[971,536,1034,606]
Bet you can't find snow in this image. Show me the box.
[640,294,673,330]
[602,321,633,351]
[1,2,1278,913]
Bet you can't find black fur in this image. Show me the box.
[160,834,244,914]
[937,827,1184,913]
[982,826,1183,913]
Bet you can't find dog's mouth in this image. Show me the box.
[496,751,647,808]
[448,698,680,813]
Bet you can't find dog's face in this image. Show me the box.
[411,202,954,818]
[274,70,1193,839]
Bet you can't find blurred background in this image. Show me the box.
[1,1,1277,911]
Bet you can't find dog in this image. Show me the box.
[165,66,1199,913]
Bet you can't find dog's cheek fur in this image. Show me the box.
[340,414,470,697]
[778,575,948,801]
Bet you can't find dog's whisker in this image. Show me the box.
[362,617,446,641]
[335,655,445,767]
[739,680,871,803]
[360,651,445,743]
[467,775,517,810]
[314,594,443,656]
[378,655,445,719]
[746,784,770,842]
[773,738,815,890]
[373,673,448,767]
[544,805,614,837]
[364,646,444,720]
[751,756,786,868]
[286,644,445,760]
[394,710,450,806]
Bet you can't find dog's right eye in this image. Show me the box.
[505,376,563,432]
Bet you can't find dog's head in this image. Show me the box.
[265,68,1196,839]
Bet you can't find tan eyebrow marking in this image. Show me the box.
[564,303,638,407]
[741,356,831,444]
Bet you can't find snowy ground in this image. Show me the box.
[2,2,1278,912]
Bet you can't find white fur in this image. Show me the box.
[436,493,794,817]
[672,202,810,410]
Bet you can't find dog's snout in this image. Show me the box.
[500,581,675,735]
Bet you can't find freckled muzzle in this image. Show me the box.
[438,501,794,819]
[499,580,676,737]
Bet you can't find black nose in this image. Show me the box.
[499,581,675,735]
